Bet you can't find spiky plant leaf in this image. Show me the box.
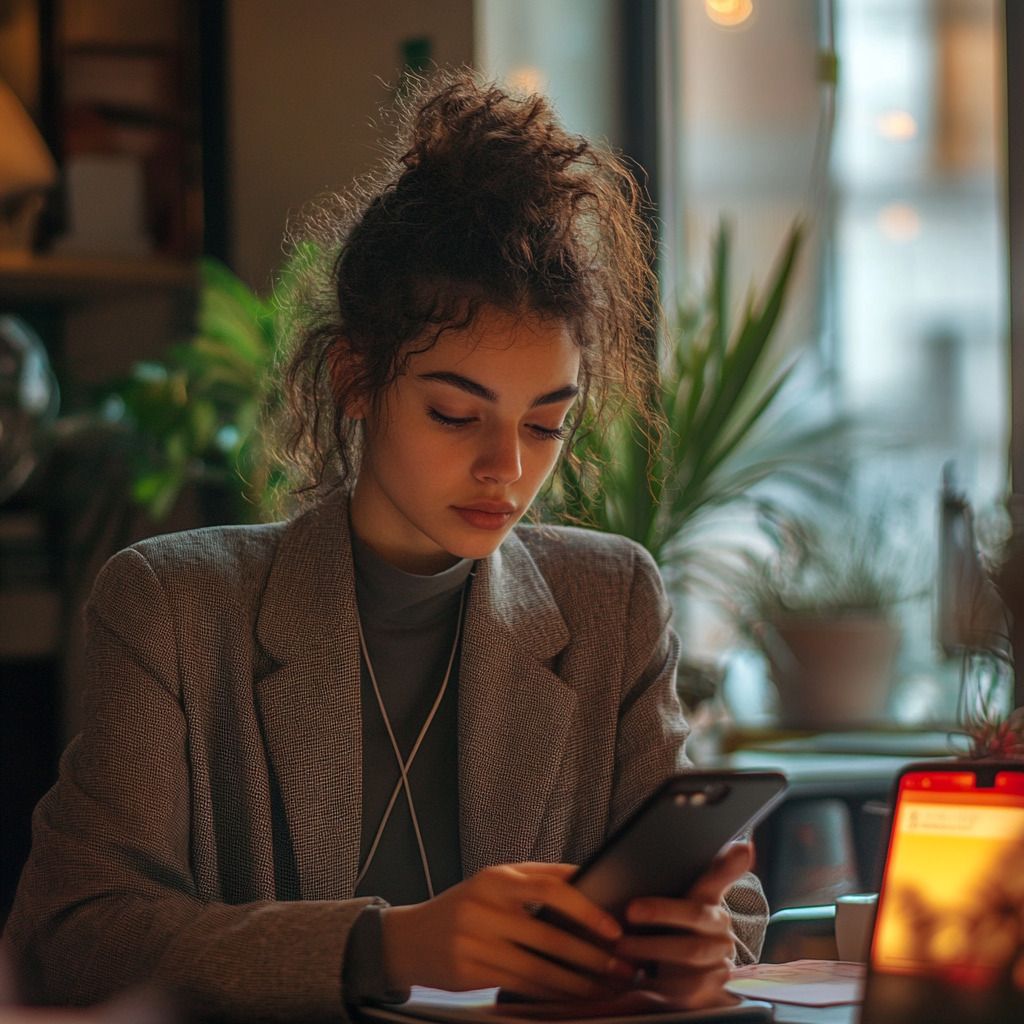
[542,219,836,581]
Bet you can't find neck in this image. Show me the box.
[349,477,461,575]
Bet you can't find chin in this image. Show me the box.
[442,527,512,562]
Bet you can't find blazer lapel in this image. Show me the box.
[255,490,364,900]
[459,530,575,877]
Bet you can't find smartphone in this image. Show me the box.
[572,771,786,922]
[862,761,1024,1024]
[535,771,786,942]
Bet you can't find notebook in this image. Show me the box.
[357,986,773,1024]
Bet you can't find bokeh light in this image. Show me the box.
[878,203,923,242]
[705,0,754,29]
[876,109,918,141]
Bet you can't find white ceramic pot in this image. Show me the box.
[766,615,901,730]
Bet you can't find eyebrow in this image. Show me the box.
[417,371,579,408]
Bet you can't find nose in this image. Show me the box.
[472,422,522,486]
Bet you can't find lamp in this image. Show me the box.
[0,73,57,252]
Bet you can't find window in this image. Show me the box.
[476,0,1009,728]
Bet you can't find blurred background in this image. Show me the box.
[0,0,1019,928]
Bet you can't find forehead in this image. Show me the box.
[409,307,580,376]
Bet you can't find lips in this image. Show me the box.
[452,501,516,531]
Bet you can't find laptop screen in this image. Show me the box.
[862,767,1024,1023]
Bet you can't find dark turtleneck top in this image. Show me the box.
[350,530,473,905]
[343,531,474,1003]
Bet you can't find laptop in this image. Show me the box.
[861,760,1024,1023]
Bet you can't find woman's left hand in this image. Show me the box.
[614,842,753,1010]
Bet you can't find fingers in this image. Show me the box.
[464,937,620,1002]
[471,901,632,982]
[687,842,753,905]
[514,917,635,981]
[623,841,751,924]
[625,899,732,937]
[616,930,735,968]
[494,868,622,942]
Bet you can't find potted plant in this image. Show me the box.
[539,221,839,716]
[734,510,913,730]
[541,221,835,580]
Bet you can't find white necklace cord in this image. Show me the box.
[353,586,466,899]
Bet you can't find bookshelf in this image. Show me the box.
[0,250,195,300]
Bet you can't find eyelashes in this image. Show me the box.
[427,408,474,428]
[536,423,570,441]
[427,407,568,441]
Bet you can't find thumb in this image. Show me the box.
[688,842,753,906]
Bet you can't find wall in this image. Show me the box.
[229,0,474,293]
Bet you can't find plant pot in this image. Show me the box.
[764,615,901,730]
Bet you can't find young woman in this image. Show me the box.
[4,75,767,1020]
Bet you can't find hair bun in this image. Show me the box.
[282,70,657,498]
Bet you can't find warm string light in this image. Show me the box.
[878,203,922,242]
[877,109,918,141]
[509,66,544,95]
[705,0,754,28]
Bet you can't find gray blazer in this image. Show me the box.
[4,490,767,1021]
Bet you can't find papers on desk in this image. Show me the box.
[409,987,501,1008]
[726,960,865,1007]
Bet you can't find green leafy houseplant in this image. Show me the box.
[734,511,914,730]
[739,510,910,621]
[541,221,833,589]
[106,258,285,523]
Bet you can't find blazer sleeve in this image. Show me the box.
[608,543,768,966]
[2,548,377,1022]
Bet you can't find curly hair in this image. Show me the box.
[276,70,659,498]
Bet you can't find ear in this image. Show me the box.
[327,338,367,420]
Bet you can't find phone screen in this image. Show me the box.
[863,768,1024,1023]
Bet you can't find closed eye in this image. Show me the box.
[427,407,476,428]
[430,407,569,441]
[529,423,570,441]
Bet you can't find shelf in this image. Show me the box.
[0,251,197,302]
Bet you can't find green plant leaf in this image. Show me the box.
[544,218,833,583]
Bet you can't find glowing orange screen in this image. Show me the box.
[872,771,1024,983]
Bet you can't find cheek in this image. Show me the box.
[530,436,566,475]
[372,419,462,487]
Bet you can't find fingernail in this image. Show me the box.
[626,902,646,924]
[598,917,622,940]
[607,958,635,980]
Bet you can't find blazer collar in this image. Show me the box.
[256,487,357,664]
[458,533,575,876]
[255,489,363,900]
[256,492,570,665]
[255,491,575,895]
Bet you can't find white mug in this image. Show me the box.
[835,893,878,962]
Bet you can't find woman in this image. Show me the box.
[4,75,767,1020]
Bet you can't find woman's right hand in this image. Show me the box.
[380,863,637,1000]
